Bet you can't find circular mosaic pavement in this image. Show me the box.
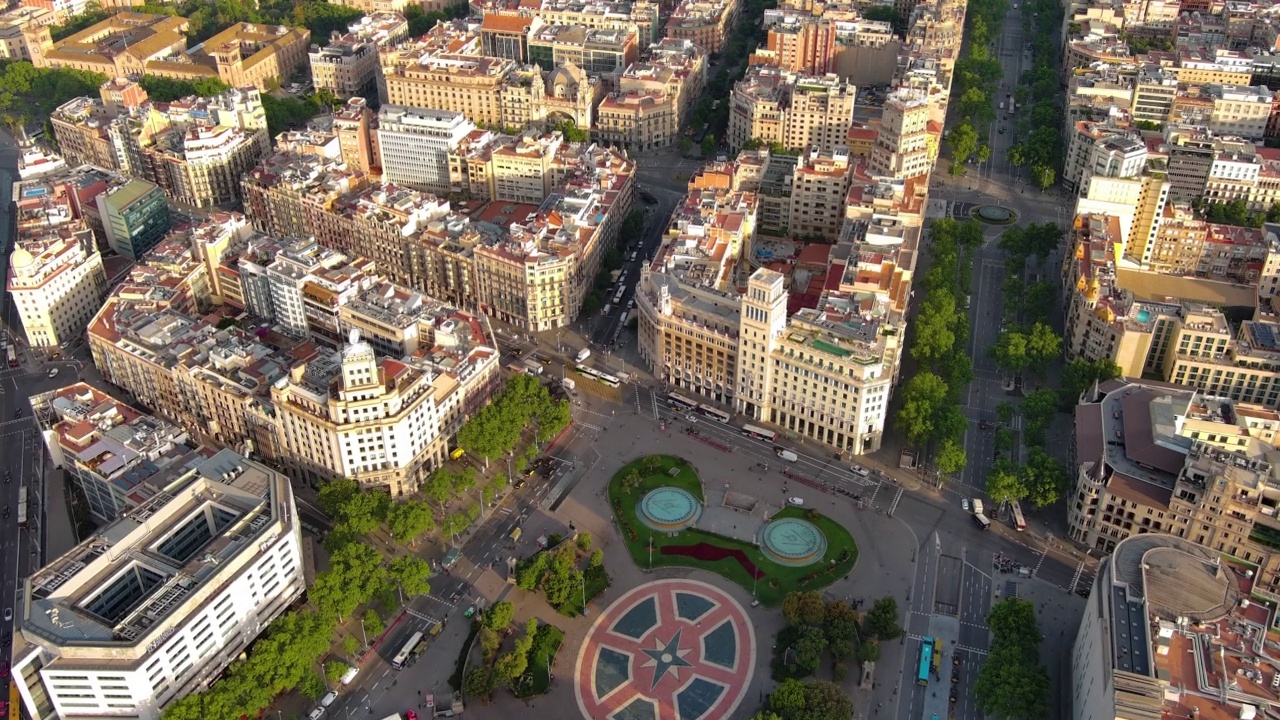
[639,487,702,532]
[758,518,826,566]
[575,579,756,720]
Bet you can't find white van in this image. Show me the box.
[972,499,985,516]
[339,665,359,685]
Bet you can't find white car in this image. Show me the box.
[47,368,58,378]
[320,691,338,708]
[307,708,325,720]
[850,464,870,478]
[685,413,697,423]
[787,497,805,506]
[962,498,970,512]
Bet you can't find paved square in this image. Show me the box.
[574,579,756,720]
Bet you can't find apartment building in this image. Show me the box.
[310,12,408,100]
[235,236,377,341]
[1205,83,1274,139]
[868,88,933,180]
[95,178,170,260]
[635,161,758,400]
[477,0,661,49]
[50,97,118,171]
[28,15,309,90]
[332,97,378,174]
[790,146,853,240]
[666,0,739,54]
[526,17,638,75]
[35,383,193,523]
[753,14,837,74]
[595,53,704,152]
[1131,65,1179,123]
[8,174,107,350]
[727,66,857,154]
[375,106,476,194]
[737,269,895,454]
[9,447,304,720]
[1069,379,1280,576]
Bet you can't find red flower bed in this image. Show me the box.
[661,542,764,579]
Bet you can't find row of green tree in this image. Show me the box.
[514,533,606,613]
[945,0,1007,171]
[464,604,562,700]
[896,218,985,479]
[160,515,433,719]
[772,591,902,681]
[1193,198,1280,228]
[0,61,104,136]
[1003,0,1066,189]
[457,374,572,463]
[973,598,1051,720]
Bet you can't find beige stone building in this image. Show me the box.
[868,88,933,180]
[28,15,309,91]
[666,0,739,54]
[790,146,852,240]
[310,13,408,100]
[0,6,53,61]
[636,160,759,401]
[727,66,856,155]
[49,97,118,170]
[594,50,704,152]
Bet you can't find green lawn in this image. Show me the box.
[608,455,858,606]
[519,626,564,697]
[558,565,610,618]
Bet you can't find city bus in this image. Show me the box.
[1011,501,1026,532]
[740,424,777,443]
[698,404,731,424]
[17,486,26,529]
[391,631,424,670]
[917,637,935,685]
[5,344,15,368]
[575,364,621,388]
[667,392,699,411]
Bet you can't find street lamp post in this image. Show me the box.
[648,535,653,571]
[359,618,368,649]
[581,573,589,616]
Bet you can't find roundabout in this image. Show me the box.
[575,579,756,720]
[758,518,826,566]
[639,487,702,532]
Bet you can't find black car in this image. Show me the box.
[950,689,958,704]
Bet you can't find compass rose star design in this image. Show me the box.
[640,629,693,688]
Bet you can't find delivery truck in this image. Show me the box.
[575,348,591,362]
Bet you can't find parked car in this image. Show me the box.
[787,497,805,506]
[962,498,970,512]
[47,367,58,378]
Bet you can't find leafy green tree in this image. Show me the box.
[825,601,858,658]
[947,120,980,171]
[455,466,478,494]
[1030,162,1056,190]
[362,609,385,638]
[1059,358,1121,407]
[516,552,550,590]
[424,468,456,507]
[769,679,807,716]
[1006,143,1027,166]
[462,667,496,699]
[324,660,348,684]
[864,596,902,640]
[1024,322,1062,373]
[985,460,1025,505]
[895,372,951,446]
[701,133,717,156]
[139,75,231,102]
[1021,389,1059,436]
[781,591,826,627]
[576,532,593,551]
[387,555,432,598]
[935,437,967,478]
[974,598,1050,720]
[299,671,327,699]
[550,118,591,142]
[1020,448,1067,508]
[910,289,958,366]
[484,600,515,630]
[790,625,827,676]
[294,1,363,37]
[261,93,324,136]
[386,500,435,543]
[342,635,359,656]
[991,331,1031,373]
[996,401,1015,424]
[494,650,528,681]
[590,548,604,567]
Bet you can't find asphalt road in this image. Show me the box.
[590,186,678,348]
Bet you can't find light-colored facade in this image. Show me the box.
[8,176,107,349]
[666,0,739,53]
[27,15,309,91]
[868,88,933,180]
[309,13,408,100]
[737,269,894,454]
[375,106,476,194]
[789,146,853,240]
[728,66,857,155]
[10,446,304,720]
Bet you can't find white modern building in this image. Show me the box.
[11,449,304,720]
[375,105,476,194]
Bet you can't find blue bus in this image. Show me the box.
[917,637,935,685]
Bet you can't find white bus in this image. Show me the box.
[391,631,424,670]
[1011,501,1026,531]
[667,392,699,411]
[575,364,621,388]
[698,403,731,424]
[740,424,777,443]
